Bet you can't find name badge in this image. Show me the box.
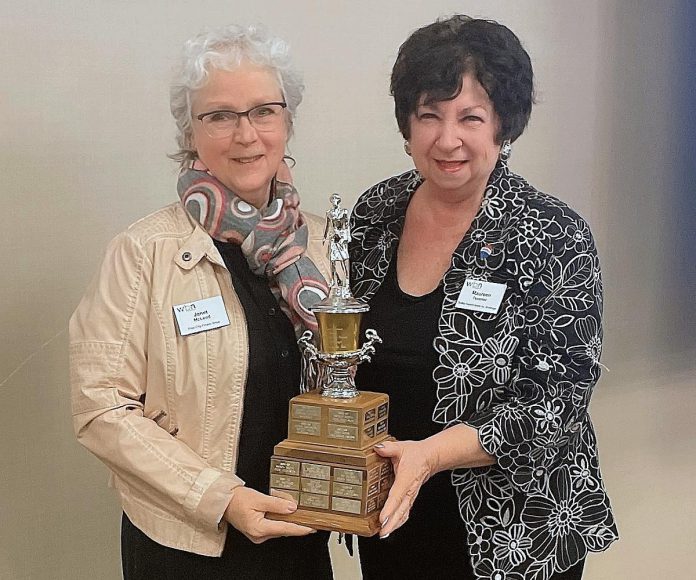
[173,296,230,336]
[456,279,507,314]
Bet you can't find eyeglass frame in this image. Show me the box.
[195,102,288,138]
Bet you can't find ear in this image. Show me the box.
[186,130,198,156]
[277,158,293,184]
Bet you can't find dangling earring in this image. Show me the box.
[499,140,512,163]
[404,141,412,156]
[277,154,295,185]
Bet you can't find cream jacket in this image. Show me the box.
[70,202,330,556]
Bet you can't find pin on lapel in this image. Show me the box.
[479,244,494,260]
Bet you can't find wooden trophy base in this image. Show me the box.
[268,390,394,536]
[268,438,394,536]
[269,501,382,536]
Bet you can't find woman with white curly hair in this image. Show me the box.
[70,24,332,579]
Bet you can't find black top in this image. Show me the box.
[355,254,474,578]
[214,240,302,493]
[214,241,331,577]
[355,252,443,442]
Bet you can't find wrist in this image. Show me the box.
[428,424,496,471]
[223,485,244,522]
[420,436,444,477]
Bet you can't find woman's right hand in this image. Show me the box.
[223,486,316,543]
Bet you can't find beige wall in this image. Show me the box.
[2,1,694,578]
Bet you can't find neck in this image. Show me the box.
[239,179,274,210]
[413,181,485,228]
[186,159,275,210]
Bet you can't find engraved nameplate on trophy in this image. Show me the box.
[268,194,394,536]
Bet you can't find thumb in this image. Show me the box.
[373,440,401,459]
[255,491,298,515]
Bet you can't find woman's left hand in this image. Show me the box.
[374,425,496,538]
[373,439,439,538]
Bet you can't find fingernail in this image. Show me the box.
[380,533,390,540]
[381,516,390,526]
[374,443,385,449]
[287,503,298,513]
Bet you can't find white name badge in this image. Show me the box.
[173,296,230,336]
[456,279,507,314]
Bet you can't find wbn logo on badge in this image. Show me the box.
[173,296,230,336]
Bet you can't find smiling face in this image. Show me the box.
[408,73,501,203]
[191,63,288,208]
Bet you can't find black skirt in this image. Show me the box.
[121,513,332,580]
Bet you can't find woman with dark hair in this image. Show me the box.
[350,15,618,580]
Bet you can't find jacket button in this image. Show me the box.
[268,307,277,316]
[182,251,192,261]
[280,349,290,358]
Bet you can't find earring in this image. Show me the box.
[499,140,512,163]
[404,141,411,156]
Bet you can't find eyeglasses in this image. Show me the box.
[196,102,287,138]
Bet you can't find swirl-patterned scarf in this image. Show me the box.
[177,162,328,334]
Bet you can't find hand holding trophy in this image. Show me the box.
[268,194,394,536]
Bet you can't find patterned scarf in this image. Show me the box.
[177,161,328,334]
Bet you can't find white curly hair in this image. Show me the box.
[169,24,304,165]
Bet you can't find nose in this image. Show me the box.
[434,120,463,151]
[232,114,258,144]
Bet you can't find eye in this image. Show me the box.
[206,111,236,123]
[417,111,439,121]
[254,106,275,117]
[463,115,484,123]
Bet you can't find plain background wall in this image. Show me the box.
[1,1,694,578]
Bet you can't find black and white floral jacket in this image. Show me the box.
[349,163,618,580]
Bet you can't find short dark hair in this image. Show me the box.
[391,15,534,143]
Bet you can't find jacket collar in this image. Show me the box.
[174,203,226,270]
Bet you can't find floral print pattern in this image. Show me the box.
[350,161,617,579]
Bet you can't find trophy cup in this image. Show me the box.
[268,194,394,536]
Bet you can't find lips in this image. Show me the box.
[232,155,263,164]
[435,159,467,173]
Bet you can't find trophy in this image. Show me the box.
[268,194,394,536]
